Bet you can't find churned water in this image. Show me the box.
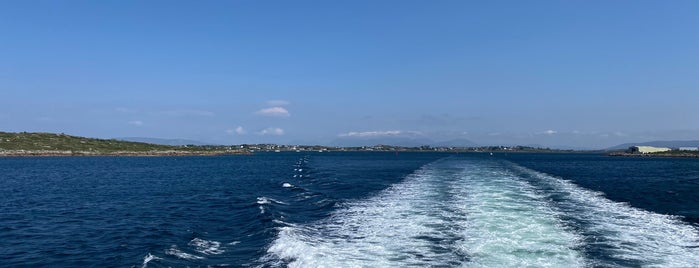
[1,152,698,267]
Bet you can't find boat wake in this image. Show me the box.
[263,157,699,267]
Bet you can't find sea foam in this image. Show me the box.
[264,159,585,267]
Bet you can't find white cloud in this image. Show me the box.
[338,130,421,137]
[255,107,290,117]
[128,120,144,126]
[267,100,290,106]
[226,126,246,135]
[544,130,557,135]
[259,127,285,135]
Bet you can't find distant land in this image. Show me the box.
[0,131,579,156]
[606,140,699,150]
[117,137,215,146]
[7,131,698,158]
[0,132,243,156]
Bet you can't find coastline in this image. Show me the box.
[608,152,699,158]
[0,150,248,157]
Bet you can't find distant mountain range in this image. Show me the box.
[329,136,477,147]
[117,137,215,146]
[606,140,699,150]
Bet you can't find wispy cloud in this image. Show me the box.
[226,126,246,135]
[258,127,285,135]
[128,120,144,126]
[267,100,290,106]
[338,130,422,137]
[255,107,290,117]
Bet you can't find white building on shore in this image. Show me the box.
[628,146,672,154]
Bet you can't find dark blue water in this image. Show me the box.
[1,152,698,267]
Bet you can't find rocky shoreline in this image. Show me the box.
[0,150,248,157]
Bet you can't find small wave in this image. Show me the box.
[256,197,287,205]
[272,219,298,227]
[282,182,293,188]
[141,253,161,268]
[165,245,204,260]
[188,238,224,255]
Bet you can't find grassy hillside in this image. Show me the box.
[0,132,195,152]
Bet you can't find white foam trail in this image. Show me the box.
[165,245,204,260]
[265,165,467,267]
[264,159,585,267]
[141,253,161,268]
[512,165,699,267]
[188,238,224,255]
[452,162,585,267]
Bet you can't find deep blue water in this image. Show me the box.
[1,152,698,267]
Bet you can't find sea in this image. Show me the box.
[1,152,698,267]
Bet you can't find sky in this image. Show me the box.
[1,1,698,149]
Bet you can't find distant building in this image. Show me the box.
[628,146,672,154]
[679,147,699,151]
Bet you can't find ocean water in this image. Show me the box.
[1,152,698,267]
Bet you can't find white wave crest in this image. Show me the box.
[257,196,287,205]
[188,238,224,255]
[141,253,161,268]
[165,245,204,260]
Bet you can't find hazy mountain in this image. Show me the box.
[330,136,435,147]
[117,137,215,146]
[606,140,699,150]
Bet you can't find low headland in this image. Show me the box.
[0,132,245,157]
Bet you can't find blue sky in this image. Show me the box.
[1,1,698,148]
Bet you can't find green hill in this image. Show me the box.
[0,132,180,151]
[0,132,237,155]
